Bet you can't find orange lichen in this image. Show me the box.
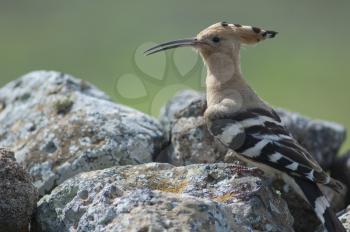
[151,179,188,194]
[212,192,236,203]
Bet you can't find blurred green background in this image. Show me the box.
[0,0,349,151]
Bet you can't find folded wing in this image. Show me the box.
[207,108,340,189]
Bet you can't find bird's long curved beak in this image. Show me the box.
[144,38,198,56]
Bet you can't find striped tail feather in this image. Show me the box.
[323,208,346,232]
[293,177,346,232]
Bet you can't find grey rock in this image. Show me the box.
[159,90,346,170]
[158,116,228,165]
[339,206,350,231]
[157,91,228,165]
[159,89,205,139]
[34,163,294,232]
[0,148,37,232]
[0,71,166,196]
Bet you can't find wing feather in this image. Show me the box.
[207,108,329,185]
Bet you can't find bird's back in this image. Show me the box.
[206,107,342,191]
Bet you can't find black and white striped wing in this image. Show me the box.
[208,108,330,185]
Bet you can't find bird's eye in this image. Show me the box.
[212,36,220,43]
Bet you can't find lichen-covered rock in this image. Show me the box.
[0,148,37,232]
[339,206,350,231]
[160,90,205,140]
[34,163,294,232]
[159,90,346,170]
[158,91,229,165]
[158,115,228,165]
[0,71,166,195]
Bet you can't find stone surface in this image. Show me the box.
[159,90,346,170]
[0,148,37,232]
[158,91,229,165]
[339,205,350,231]
[33,163,294,232]
[158,114,228,165]
[0,71,167,195]
[159,89,205,140]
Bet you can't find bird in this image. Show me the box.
[145,22,346,232]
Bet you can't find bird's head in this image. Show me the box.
[145,22,277,59]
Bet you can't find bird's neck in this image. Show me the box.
[204,49,268,113]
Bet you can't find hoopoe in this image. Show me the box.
[145,22,346,232]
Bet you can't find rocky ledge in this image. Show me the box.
[0,71,349,232]
[33,163,293,232]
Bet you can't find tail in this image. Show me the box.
[294,177,346,232]
[324,208,346,232]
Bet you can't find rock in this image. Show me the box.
[0,148,37,232]
[0,71,167,196]
[159,90,205,139]
[158,91,229,165]
[331,150,350,206]
[33,163,294,232]
[159,90,346,170]
[157,115,228,165]
[339,206,350,231]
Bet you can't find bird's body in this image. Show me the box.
[146,22,345,232]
